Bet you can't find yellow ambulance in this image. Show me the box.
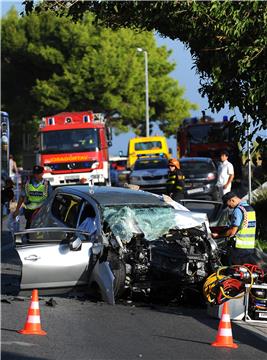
[127,136,171,168]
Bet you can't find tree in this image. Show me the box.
[1,8,197,157]
[27,0,266,148]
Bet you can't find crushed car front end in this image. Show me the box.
[101,202,221,300]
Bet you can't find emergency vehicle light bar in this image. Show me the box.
[93,113,106,123]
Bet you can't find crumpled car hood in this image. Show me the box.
[173,210,207,229]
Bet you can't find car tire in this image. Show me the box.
[107,252,126,298]
[112,260,126,298]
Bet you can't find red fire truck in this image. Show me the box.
[176,115,243,179]
[38,111,112,186]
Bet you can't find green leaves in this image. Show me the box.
[36,0,266,145]
[2,8,196,156]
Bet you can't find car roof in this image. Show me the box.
[56,185,168,206]
[180,157,213,162]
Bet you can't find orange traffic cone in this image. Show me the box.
[211,301,238,348]
[18,289,47,335]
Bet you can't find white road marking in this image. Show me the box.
[2,341,37,347]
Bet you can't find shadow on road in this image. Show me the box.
[1,352,48,360]
[152,334,210,345]
[147,304,267,355]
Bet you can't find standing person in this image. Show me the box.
[1,178,14,205]
[9,154,18,182]
[13,165,52,229]
[166,158,185,202]
[211,192,256,265]
[216,150,234,198]
[1,178,14,225]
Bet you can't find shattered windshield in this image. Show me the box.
[102,203,205,242]
[103,205,177,242]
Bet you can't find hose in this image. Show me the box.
[203,264,264,305]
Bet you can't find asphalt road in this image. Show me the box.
[2,295,267,360]
[1,217,267,360]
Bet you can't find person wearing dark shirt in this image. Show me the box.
[1,178,14,225]
[166,158,185,202]
[1,178,14,204]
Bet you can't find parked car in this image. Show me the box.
[180,157,219,200]
[14,186,222,304]
[129,156,168,193]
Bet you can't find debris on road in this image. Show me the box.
[45,298,57,307]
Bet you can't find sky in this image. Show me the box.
[1,1,264,157]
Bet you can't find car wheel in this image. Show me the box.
[113,260,126,298]
[108,252,126,298]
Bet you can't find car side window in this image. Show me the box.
[51,193,83,228]
[78,203,96,226]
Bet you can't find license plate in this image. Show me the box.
[259,312,267,318]
[187,187,204,195]
[65,175,79,180]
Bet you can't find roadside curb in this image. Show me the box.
[235,320,267,341]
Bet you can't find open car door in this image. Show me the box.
[179,199,225,226]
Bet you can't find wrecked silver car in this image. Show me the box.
[15,186,221,304]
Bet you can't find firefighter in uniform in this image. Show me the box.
[13,165,52,229]
[166,158,185,202]
[211,191,256,265]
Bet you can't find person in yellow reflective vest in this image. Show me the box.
[166,158,185,202]
[13,165,52,229]
[211,191,256,265]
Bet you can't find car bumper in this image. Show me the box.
[185,184,217,198]
[129,179,167,192]
[43,171,106,186]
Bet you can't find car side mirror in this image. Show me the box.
[69,236,82,251]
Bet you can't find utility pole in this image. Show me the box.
[247,115,252,203]
[137,48,150,137]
